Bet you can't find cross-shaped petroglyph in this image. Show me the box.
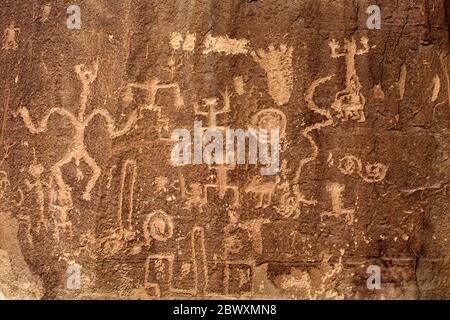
[123,78,184,141]
[204,165,239,207]
[16,60,143,203]
[320,182,355,225]
[329,37,369,122]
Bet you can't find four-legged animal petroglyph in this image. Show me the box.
[16,60,143,202]
[320,182,355,225]
[244,175,280,209]
[251,44,294,106]
[329,37,369,122]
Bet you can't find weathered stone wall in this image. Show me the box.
[0,0,449,299]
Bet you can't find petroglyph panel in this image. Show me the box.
[0,0,449,300]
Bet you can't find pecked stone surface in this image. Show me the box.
[0,0,449,299]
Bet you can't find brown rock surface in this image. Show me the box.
[0,0,449,299]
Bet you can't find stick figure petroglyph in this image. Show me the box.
[123,78,184,140]
[329,37,369,122]
[16,60,143,202]
[320,182,355,225]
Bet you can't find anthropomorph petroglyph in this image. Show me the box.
[2,23,20,51]
[124,78,184,140]
[184,182,207,213]
[193,88,232,130]
[170,32,196,52]
[251,44,294,106]
[329,37,369,122]
[240,218,270,254]
[16,60,144,203]
[320,182,355,225]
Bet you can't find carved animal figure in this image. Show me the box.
[245,176,280,208]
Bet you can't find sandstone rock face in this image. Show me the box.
[0,0,449,300]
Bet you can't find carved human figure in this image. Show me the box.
[329,37,369,122]
[16,61,143,202]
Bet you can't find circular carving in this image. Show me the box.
[250,109,287,143]
[143,210,174,242]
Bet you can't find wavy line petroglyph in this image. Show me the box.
[329,153,388,183]
[294,75,334,184]
[251,44,294,106]
[16,60,143,203]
